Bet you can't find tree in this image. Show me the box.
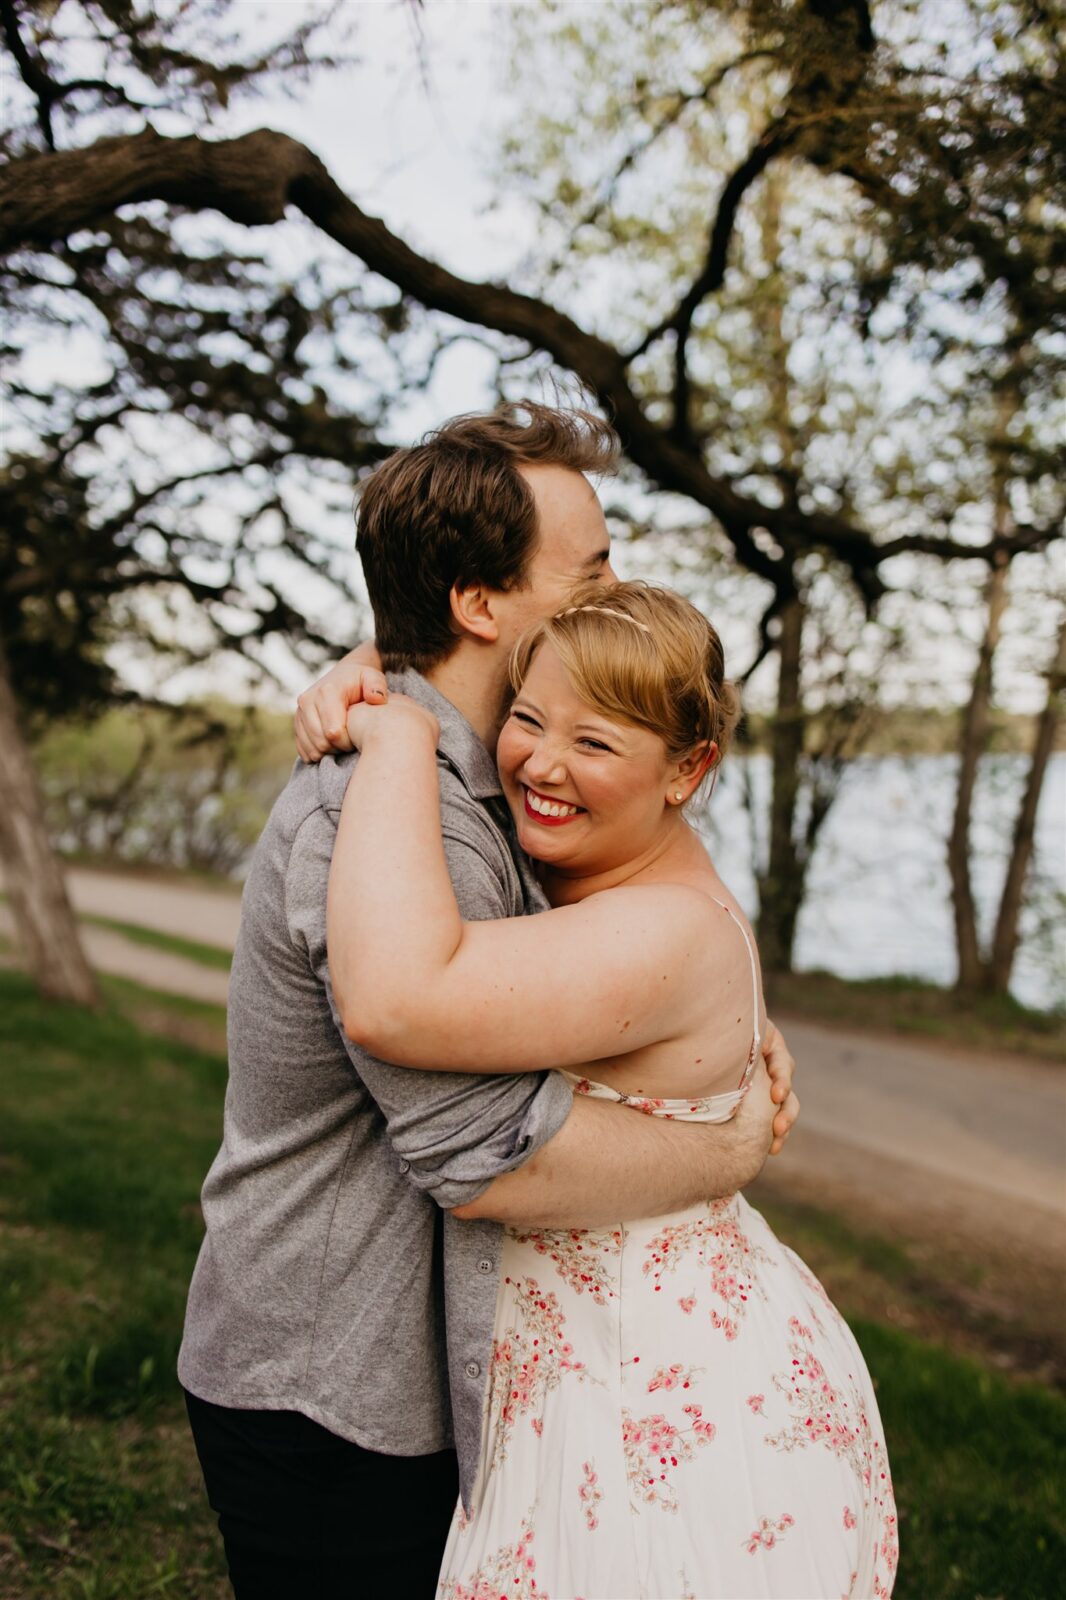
[1,0,1061,997]
[1,0,397,996]
[492,0,1064,971]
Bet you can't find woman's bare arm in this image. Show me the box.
[328,702,731,1074]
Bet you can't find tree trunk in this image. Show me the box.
[948,551,1009,992]
[0,637,99,1006]
[758,594,807,973]
[752,173,812,975]
[987,610,1066,992]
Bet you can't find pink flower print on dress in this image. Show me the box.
[843,1505,857,1530]
[765,1313,898,1594]
[678,1296,697,1315]
[747,1393,766,1416]
[620,1093,670,1116]
[744,1511,796,1555]
[766,1331,867,1469]
[510,1226,622,1306]
[578,1460,602,1532]
[621,1405,717,1513]
[643,1201,773,1338]
[646,1363,698,1394]
[487,1277,590,1470]
[438,1514,546,1600]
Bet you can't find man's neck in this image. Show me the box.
[424,645,510,750]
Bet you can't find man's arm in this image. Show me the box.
[452,1058,781,1227]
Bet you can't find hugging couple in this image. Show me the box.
[179,404,897,1599]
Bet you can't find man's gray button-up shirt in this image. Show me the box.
[178,670,573,1511]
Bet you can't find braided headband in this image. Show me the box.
[558,603,653,635]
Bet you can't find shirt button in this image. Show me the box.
[397,1159,410,1175]
[464,1361,481,1379]
[476,1259,493,1274]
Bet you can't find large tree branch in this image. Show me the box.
[2,123,1044,600]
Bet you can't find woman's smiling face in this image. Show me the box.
[496,641,679,874]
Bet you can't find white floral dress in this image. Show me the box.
[437,902,898,1600]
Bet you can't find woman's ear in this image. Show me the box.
[449,581,500,645]
[668,740,718,803]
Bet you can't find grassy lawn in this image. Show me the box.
[0,969,1063,1598]
[0,972,230,1599]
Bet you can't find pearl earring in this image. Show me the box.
[674,791,684,802]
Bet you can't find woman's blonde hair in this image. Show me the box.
[509,580,741,768]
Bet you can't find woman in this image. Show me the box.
[326,582,897,1599]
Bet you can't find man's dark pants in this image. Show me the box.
[185,1391,459,1598]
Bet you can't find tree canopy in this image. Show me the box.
[3,0,1060,679]
[0,0,1062,997]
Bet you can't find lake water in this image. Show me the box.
[694,752,1066,1013]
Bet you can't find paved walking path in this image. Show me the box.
[4,865,1064,1257]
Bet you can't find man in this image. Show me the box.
[180,403,798,1598]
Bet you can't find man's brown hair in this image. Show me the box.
[355,402,619,673]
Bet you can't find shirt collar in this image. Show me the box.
[387,669,503,801]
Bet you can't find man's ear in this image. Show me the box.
[449,582,500,645]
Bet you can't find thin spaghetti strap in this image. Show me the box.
[708,897,762,1086]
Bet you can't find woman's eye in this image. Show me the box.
[579,738,611,752]
[511,710,540,728]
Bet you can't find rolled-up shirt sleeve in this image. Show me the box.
[286,808,574,1210]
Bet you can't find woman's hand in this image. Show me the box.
[295,641,388,763]
[344,695,440,754]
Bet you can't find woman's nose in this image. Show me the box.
[523,743,568,787]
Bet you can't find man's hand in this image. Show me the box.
[723,1056,777,1191]
[762,1019,799,1156]
[294,642,388,763]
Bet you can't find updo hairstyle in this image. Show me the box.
[508,580,741,773]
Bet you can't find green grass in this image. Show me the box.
[80,914,233,972]
[857,1322,1066,1600]
[768,968,1065,1062]
[0,970,230,1598]
[1,968,1063,1597]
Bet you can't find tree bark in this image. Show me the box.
[987,610,1066,992]
[948,550,1010,992]
[758,595,807,973]
[0,635,99,1006]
